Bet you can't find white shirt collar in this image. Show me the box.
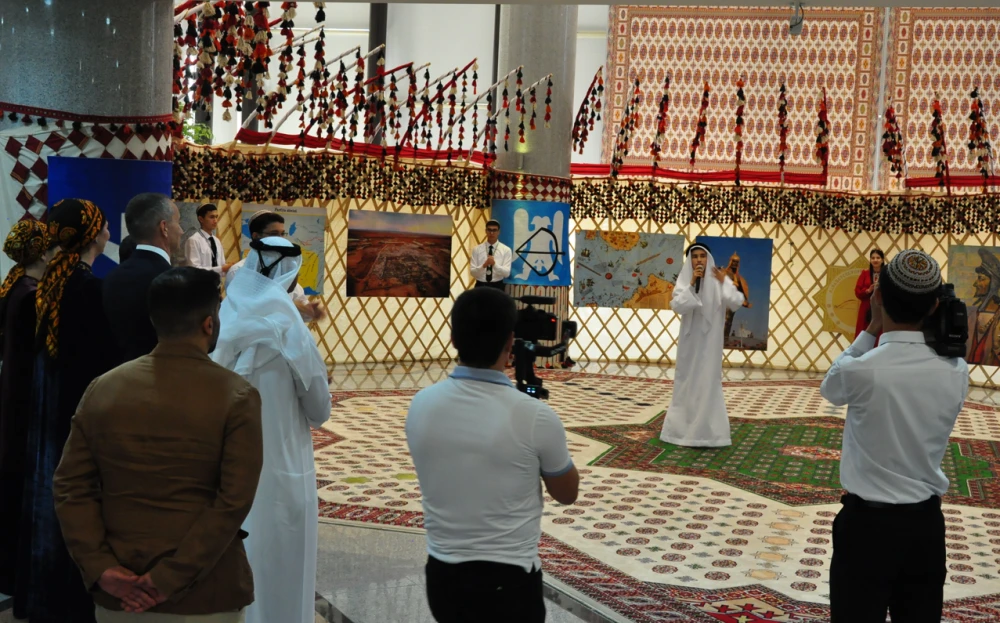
[135,244,171,264]
[198,229,216,239]
[878,331,926,345]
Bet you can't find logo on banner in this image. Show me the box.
[490,199,570,286]
[513,209,566,280]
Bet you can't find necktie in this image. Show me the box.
[486,245,494,282]
[209,236,218,267]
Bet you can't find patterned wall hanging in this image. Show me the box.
[604,6,884,191]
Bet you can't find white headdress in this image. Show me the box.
[675,244,721,335]
[212,236,326,390]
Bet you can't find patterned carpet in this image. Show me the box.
[314,371,1000,622]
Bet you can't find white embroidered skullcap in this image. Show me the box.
[884,249,941,294]
[248,209,273,223]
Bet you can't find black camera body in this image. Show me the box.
[926,283,968,358]
[512,296,577,400]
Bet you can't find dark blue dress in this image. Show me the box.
[15,264,120,622]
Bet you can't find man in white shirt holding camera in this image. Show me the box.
[406,287,578,622]
[821,249,968,623]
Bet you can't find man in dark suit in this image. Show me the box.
[54,267,263,622]
[103,193,184,362]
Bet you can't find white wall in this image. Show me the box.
[572,5,609,164]
[211,3,371,144]
[206,2,609,165]
[385,4,496,154]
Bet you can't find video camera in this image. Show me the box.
[512,295,577,400]
[925,283,968,358]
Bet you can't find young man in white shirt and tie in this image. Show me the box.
[186,204,234,275]
[470,219,512,289]
[821,249,969,623]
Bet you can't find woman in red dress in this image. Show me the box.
[855,249,885,341]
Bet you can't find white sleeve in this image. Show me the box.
[224,264,239,289]
[820,332,876,406]
[293,367,332,429]
[493,245,513,281]
[470,244,487,281]
[533,404,573,477]
[185,236,207,270]
[670,283,702,315]
[720,276,745,311]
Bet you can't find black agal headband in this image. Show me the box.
[685,243,712,257]
[249,238,302,278]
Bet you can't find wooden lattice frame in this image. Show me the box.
[564,216,1000,388]
[190,194,486,365]
[182,193,1000,387]
[175,145,1000,388]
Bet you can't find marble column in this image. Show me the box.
[494,5,578,178]
[493,6,578,367]
[0,0,173,120]
[0,0,174,277]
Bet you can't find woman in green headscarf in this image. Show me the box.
[17,199,120,623]
[0,219,56,601]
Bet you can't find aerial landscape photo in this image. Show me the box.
[346,210,453,298]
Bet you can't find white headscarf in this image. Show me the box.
[212,236,326,390]
[675,244,721,335]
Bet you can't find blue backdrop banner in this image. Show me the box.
[490,199,571,286]
[695,235,774,351]
[48,157,173,277]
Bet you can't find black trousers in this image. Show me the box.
[425,555,545,623]
[830,494,946,623]
[473,280,506,291]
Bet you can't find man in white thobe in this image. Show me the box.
[225,209,326,323]
[660,243,745,447]
[212,236,332,623]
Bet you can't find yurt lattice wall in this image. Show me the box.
[567,180,1000,388]
[174,147,1000,388]
[191,195,486,365]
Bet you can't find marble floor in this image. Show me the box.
[0,522,597,623]
[319,360,1000,623]
[316,522,602,623]
[4,360,999,622]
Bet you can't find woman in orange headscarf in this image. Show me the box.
[16,199,120,623]
[0,220,56,600]
[855,249,885,342]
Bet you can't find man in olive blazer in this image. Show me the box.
[54,268,263,622]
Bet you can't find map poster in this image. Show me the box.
[695,236,773,351]
[490,199,571,287]
[240,203,328,295]
[812,255,867,336]
[574,231,684,309]
[346,210,452,298]
[947,245,1000,365]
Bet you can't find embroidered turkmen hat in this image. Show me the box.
[884,249,941,294]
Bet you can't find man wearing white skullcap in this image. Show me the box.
[212,237,332,623]
[821,249,968,622]
[226,210,326,323]
[659,243,746,447]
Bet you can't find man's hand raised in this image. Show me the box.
[712,266,727,283]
